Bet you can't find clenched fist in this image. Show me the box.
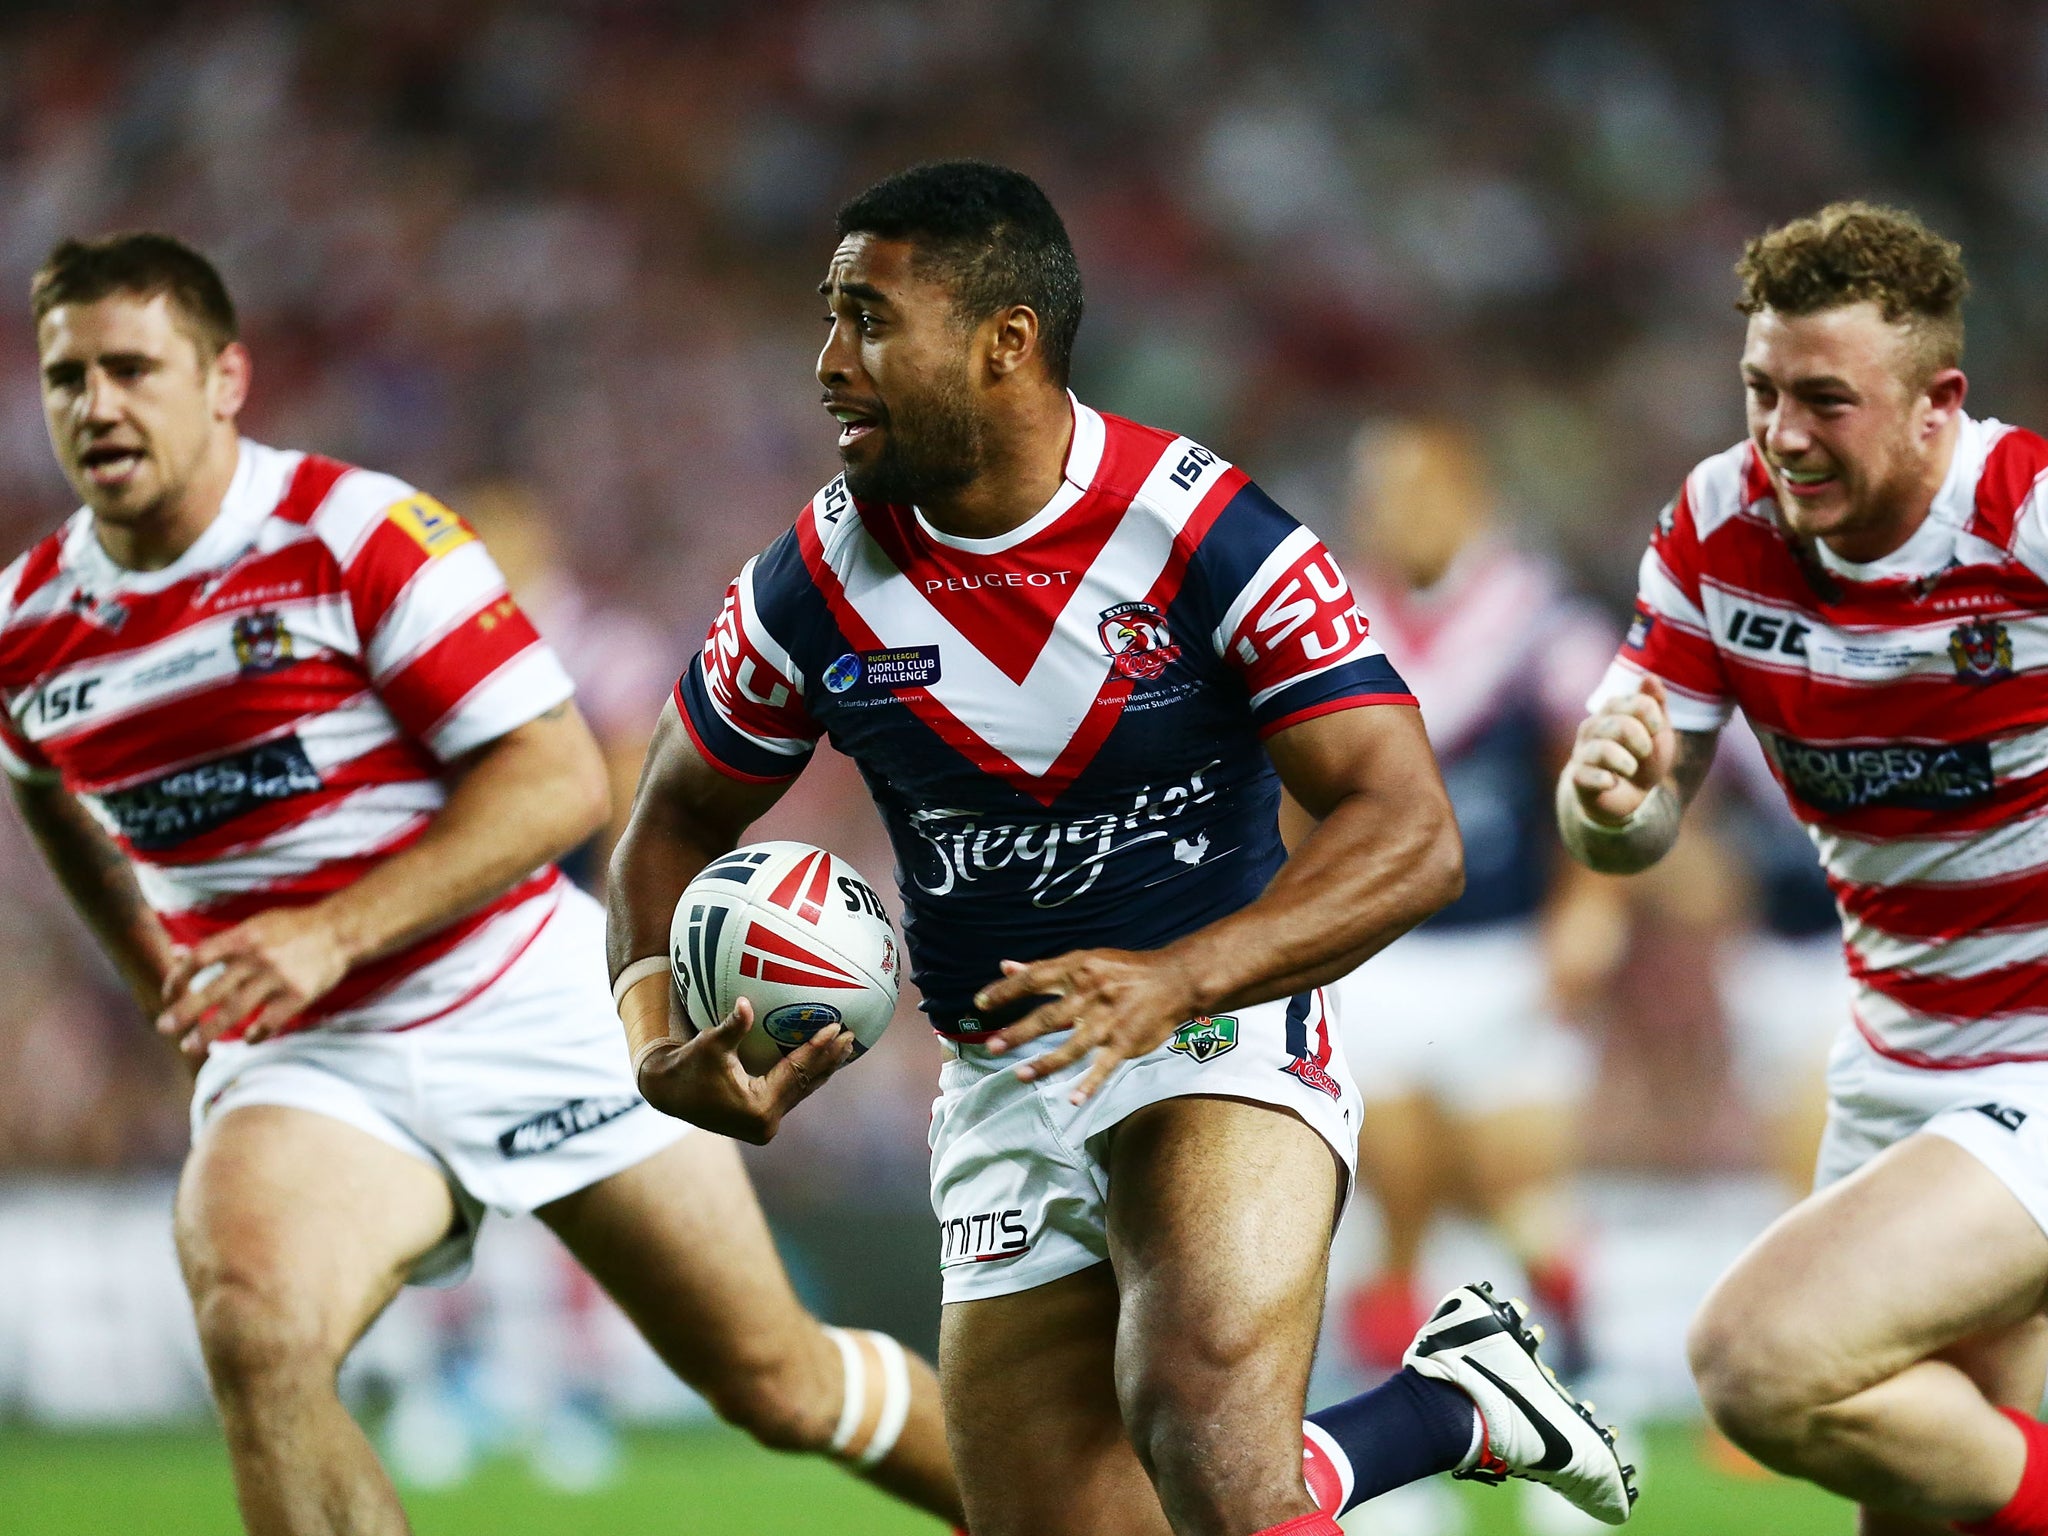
[1566,676,1677,825]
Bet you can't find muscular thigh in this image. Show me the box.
[537,1134,823,1387]
[940,1264,1169,1536]
[1705,1134,2048,1403]
[175,1105,458,1358]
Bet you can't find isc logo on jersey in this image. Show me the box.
[670,841,899,1076]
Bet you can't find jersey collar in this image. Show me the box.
[910,392,1105,555]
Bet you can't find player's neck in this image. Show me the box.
[93,432,241,573]
[916,389,1074,542]
[1819,416,1961,566]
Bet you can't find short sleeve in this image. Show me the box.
[0,551,61,783]
[1592,487,1735,732]
[346,489,575,760]
[1192,483,1414,737]
[676,555,822,783]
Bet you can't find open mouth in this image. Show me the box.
[825,398,883,450]
[1774,463,1837,500]
[78,442,147,485]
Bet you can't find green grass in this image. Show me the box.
[0,1422,1846,1535]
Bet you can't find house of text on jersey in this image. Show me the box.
[1602,415,2048,1069]
[678,399,1414,1037]
[0,442,575,1039]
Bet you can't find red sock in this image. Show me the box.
[1251,1515,1341,1536]
[1958,1408,2048,1535]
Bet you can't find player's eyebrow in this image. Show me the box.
[1743,366,1856,394]
[819,279,893,307]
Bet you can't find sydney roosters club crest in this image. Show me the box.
[1948,617,2014,682]
[1098,602,1181,682]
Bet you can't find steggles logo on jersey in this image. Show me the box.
[1098,602,1181,681]
[905,759,1223,907]
[1949,617,2015,682]
[1624,607,1655,651]
[230,611,294,673]
[1169,1014,1239,1063]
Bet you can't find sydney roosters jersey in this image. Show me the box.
[679,399,1414,1036]
[1602,414,2048,1068]
[0,440,575,1038]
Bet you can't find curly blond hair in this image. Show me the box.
[1735,201,1967,379]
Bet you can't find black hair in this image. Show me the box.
[836,161,1083,385]
[32,233,238,355]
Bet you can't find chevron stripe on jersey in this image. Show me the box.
[676,396,1413,1034]
[0,439,576,1038]
[1599,414,2048,1067]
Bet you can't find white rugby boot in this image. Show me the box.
[1403,1282,1638,1526]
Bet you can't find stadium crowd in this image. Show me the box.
[3,0,2047,1216]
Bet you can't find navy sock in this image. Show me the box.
[1308,1368,1478,1514]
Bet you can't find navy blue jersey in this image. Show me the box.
[678,399,1414,1036]
[1355,543,1615,929]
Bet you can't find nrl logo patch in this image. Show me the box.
[231,610,294,673]
[1949,617,2014,682]
[1169,1014,1239,1063]
[1099,601,1181,682]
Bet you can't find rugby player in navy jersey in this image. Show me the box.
[610,162,1637,1536]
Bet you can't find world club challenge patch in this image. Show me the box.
[1949,617,2014,682]
[1098,602,1181,681]
[821,646,942,697]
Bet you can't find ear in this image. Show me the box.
[1921,365,1967,437]
[209,341,252,422]
[984,304,1041,382]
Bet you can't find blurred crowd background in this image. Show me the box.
[4,0,2046,1467]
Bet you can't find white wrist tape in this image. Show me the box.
[611,955,671,1009]
[824,1327,913,1468]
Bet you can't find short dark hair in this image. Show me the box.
[1735,201,1967,379]
[31,233,239,356]
[836,161,1084,386]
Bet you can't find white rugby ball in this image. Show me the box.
[670,840,900,1075]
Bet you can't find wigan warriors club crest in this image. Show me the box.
[1948,617,2014,682]
[1098,601,1181,682]
[231,610,294,673]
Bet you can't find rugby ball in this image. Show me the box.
[669,841,900,1075]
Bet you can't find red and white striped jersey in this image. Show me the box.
[0,439,575,1038]
[1600,413,2048,1068]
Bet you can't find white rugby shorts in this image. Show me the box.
[1334,924,1590,1117]
[1817,1024,2048,1239]
[190,887,685,1285]
[928,987,1361,1304]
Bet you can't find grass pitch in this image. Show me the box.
[0,1421,1843,1534]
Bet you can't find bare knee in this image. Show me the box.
[185,1265,345,1406]
[702,1335,840,1455]
[1120,1318,1273,1476]
[1688,1297,1831,1462]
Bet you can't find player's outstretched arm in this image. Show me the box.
[156,700,610,1057]
[978,702,1465,1103]
[1555,676,1720,875]
[9,775,178,1020]
[606,698,854,1144]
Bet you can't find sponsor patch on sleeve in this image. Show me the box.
[386,494,476,558]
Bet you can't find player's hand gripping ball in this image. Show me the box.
[670,841,900,1076]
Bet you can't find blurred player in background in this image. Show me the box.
[2,234,962,1535]
[1329,418,1620,1383]
[1561,203,2048,1536]
[611,161,1635,1536]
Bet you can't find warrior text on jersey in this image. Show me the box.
[1599,414,2048,1068]
[678,397,1415,1037]
[0,441,576,1038]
